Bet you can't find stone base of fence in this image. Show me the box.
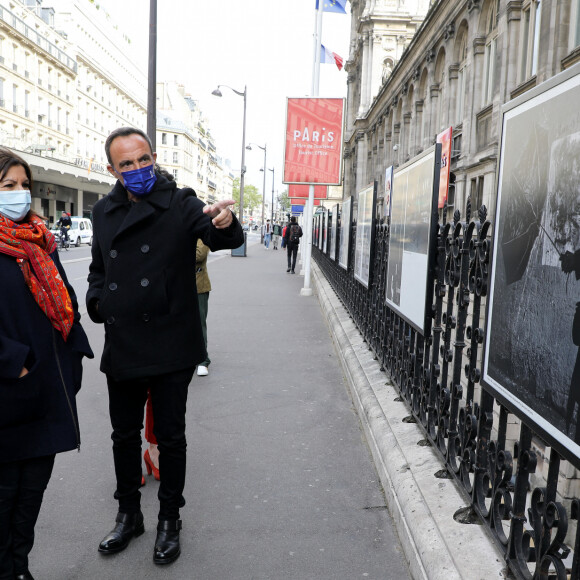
[312,261,508,580]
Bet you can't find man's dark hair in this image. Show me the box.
[290,216,297,223]
[105,127,154,165]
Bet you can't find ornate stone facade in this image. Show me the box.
[344,0,580,220]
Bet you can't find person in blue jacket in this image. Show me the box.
[0,147,93,580]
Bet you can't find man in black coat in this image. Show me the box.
[87,127,243,566]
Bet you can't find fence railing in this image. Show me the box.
[313,200,580,580]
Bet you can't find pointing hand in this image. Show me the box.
[203,199,235,229]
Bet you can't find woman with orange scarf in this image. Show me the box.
[0,148,93,580]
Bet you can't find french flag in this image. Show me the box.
[320,44,344,71]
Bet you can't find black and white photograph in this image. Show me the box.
[322,207,329,254]
[330,203,339,261]
[354,182,377,288]
[483,66,580,455]
[384,165,393,219]
[339,197,352,270]
[385,146,440,334]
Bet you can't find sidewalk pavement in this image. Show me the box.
[310,261,508,580]
[31,240,411,580]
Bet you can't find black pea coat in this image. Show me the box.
[0,250,94,463]
[86,175,244,381]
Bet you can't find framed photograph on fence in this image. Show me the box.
[482,63,580,462]
[322,208,329,254]
[385,145,441,335]
[330,203,339,261]
[353,182,377,288]
[313,214,319,247]
[338,197,352,270]
[384,165,393,219]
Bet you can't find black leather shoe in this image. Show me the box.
[15,572,35,580]
[153,519,182,565]
[98,511,144,554]
[287,268,291,272]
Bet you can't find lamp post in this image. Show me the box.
[268,167,275,224]
[247,142,266,243]
[212,84,247,223]
[147,0,157,149]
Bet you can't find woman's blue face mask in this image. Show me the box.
[120,164,157,196]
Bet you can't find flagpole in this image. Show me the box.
[300,3,324,296]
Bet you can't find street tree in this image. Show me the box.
[232,178,262,220]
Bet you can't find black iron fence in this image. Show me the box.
[313,201,580,580]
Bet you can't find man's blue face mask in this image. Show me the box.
[120,164,157,196]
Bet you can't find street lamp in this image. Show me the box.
[212,84,247,223]
[268,167,274,223]
[247,142,266,243]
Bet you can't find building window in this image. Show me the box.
[163,150,168,163]
[483,2,499,106]
[172,169,178,180]
[519,0,541,82]
[174,135,179,146]
[161,133,167,145]
[470,176,484,212]
[173,152,179,164]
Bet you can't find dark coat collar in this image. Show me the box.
[104,173,177,214]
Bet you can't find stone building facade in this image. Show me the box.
[344,0,580,221]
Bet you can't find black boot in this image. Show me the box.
[14,573,35,580]
[98,511,144,554]
[153,519,182,565]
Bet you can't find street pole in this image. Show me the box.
[212,85,247,224]
[147,0,157,150]
[260,145,266,243]
[300,5,324,296]
[270,167,275,223]
[240,87,247,223]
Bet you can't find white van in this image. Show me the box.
[52,216,93,246]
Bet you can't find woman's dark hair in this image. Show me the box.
[0,147,33,189]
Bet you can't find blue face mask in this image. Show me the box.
[120,164,157,196]
[0,190,31,222]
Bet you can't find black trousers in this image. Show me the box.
[287,243,299,270]
[107,367,194,521]
[0,454,55,579]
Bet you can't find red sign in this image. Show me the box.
[437,127,452,209]
[290,198,322,206]
[288,184,328,198]
[283,97,345,185]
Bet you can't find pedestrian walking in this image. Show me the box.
[284,216,303,274]
[86,127,243,566]
[272,222,282,250]
[263,219,272,249]
[0,148,93,580]
[195,239,212,376]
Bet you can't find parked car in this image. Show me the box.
[242,224,250,231]
[51,216,93,246]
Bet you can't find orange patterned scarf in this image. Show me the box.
[0,213,74,340]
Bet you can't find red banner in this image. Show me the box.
[288,184,328,198]
[283,97,345,185]
[437,127,452,209]
[290,198,322,206]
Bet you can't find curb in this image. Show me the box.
[311,262,508,580]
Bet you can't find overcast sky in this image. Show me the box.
[99,0,352,198]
